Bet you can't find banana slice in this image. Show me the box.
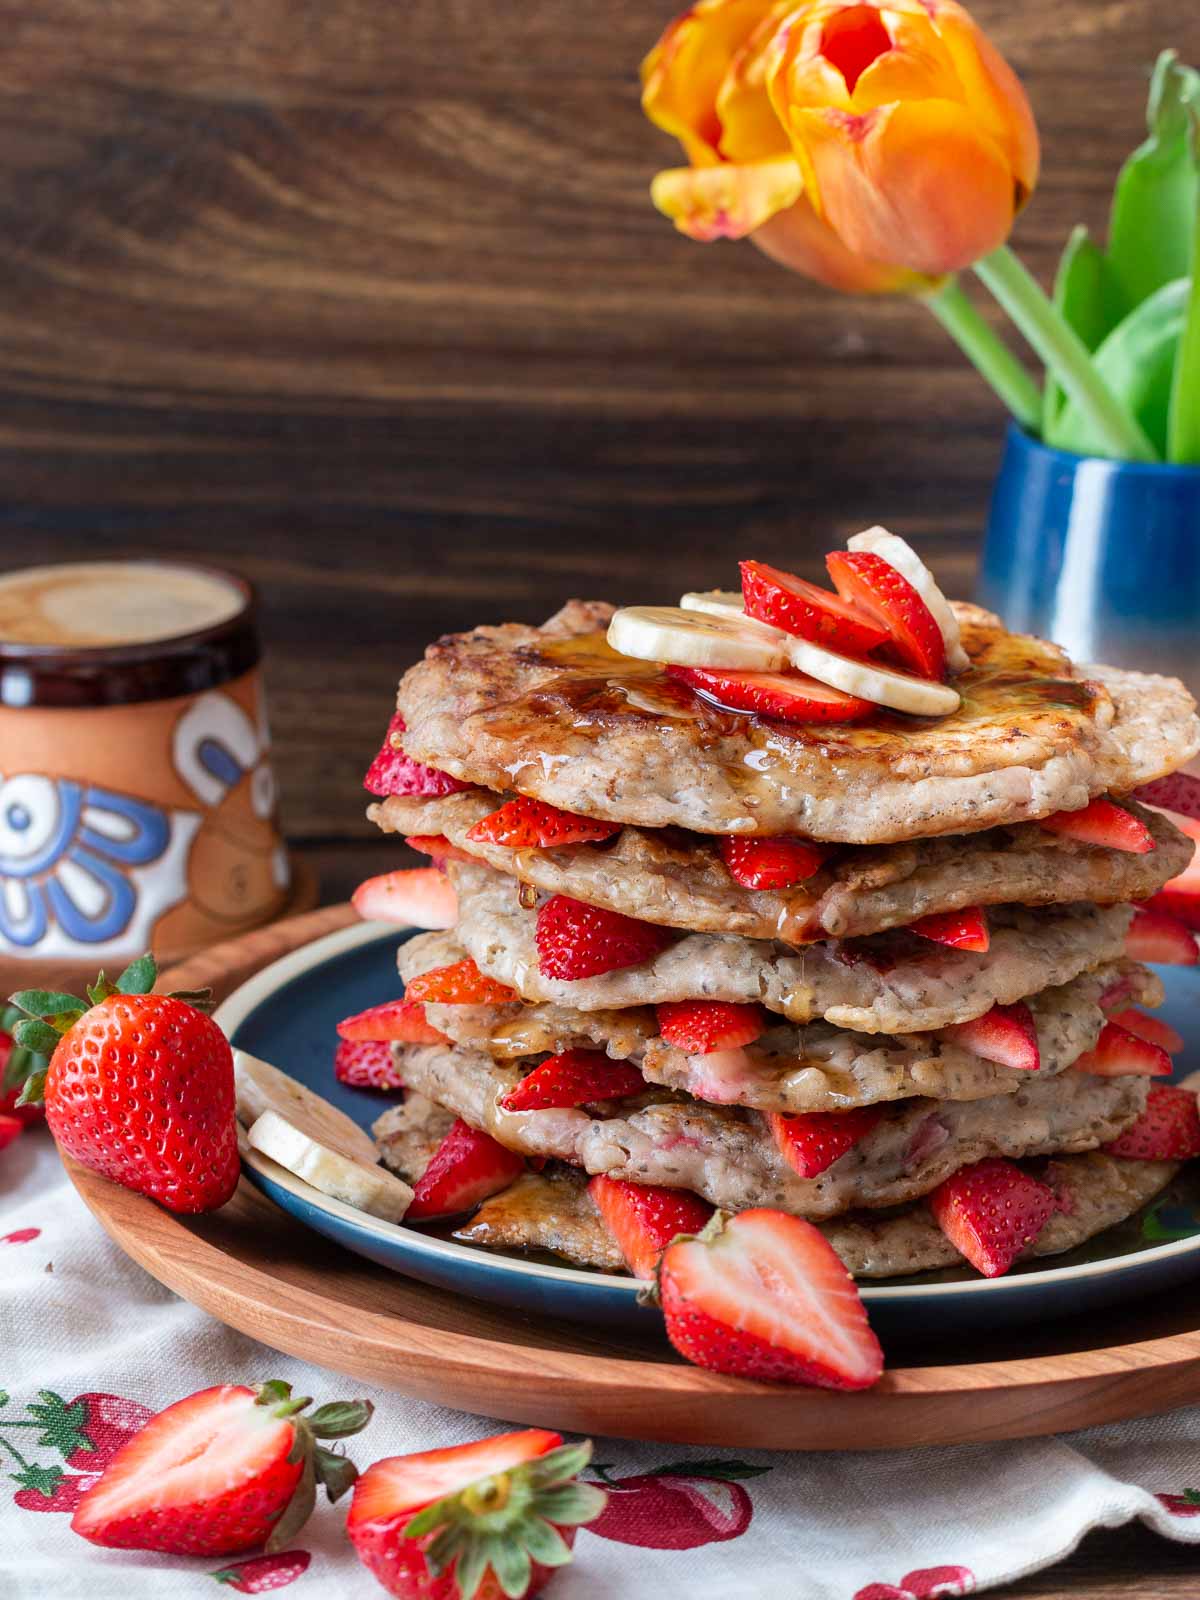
[785,634,962,716]
[608,605,786,670]
[679,590,746,620]
[247,1108,414,1223]
[234,1050,379,1166]
[848,526,970,675]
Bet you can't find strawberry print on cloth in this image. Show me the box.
[584,1458,770,1548]
[209,1551,312,1592]
[855,1567,975,1600]
[0,1389,152,1512]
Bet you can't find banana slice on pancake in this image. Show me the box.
[247,1107,413,1223]
[234,1049,379,1166]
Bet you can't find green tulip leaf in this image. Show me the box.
[1042,225,1127,434]
[1049,277,1190,458]
[1168,208,1200,461]
[1107,50,1200,311]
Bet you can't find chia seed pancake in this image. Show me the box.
[448,859,1131,1033]
[377,1041,1147,1219]
[393,599,1199,845]
[400,933,1161,1113]
[372,790,1189,943]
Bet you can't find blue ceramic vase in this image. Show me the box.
[978,423,1200,701]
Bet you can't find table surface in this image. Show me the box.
[293,837,1200,1600]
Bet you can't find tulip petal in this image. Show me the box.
[848,8,965,112]
[651,156,804,240]
[752,195,937,293]
[642,0,784,166]
[787,98,1017,274]
[931,2,1039,196]
[715,1,797,162]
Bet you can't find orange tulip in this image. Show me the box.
[642,0,933,292]
[765,0,1039,275]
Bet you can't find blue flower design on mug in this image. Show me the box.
[0,776,171,947]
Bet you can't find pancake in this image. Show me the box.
[448,859,1131,1032]
[378,1040,1147,1219]
[373,790,1189,943]
[393,600,1199,844]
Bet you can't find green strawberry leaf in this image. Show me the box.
[266,1449,316,1554]
[115,954,158,996]
[86,974,118,1006]
[313,1445,358,1502]
[1042,225,1128,434]
[15,1067,47,1108]
[165,987,216,1015]
[534,1483,607,1525]
[518,1516,572,1566]
[26,1392,93,1459]
[10,1461,65,1497]
[306,1398,373,1439]
[451,1535,487,1600]
[488,1533,532,1600]
[8,990,86,1021]
[14,1021,63,1057]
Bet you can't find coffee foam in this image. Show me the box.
[0,562,245,648]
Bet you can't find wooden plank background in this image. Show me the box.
[0,0,1194,840]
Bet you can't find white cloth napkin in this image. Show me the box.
[6,1131,1200,1600]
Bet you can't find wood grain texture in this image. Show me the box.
[0,0,1195,840]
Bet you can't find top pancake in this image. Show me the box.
[395,600,1199,844]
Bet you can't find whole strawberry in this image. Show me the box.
[9,954,239,1213]
[72,1379,372,1557]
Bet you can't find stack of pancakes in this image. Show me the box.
[369,599,1200,1278]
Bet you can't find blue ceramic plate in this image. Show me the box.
[217,922,1200,1337]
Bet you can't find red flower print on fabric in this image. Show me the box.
[0,1228,40,1245]
[1157,1489,1200,1517]
[855,1567,976,1600]
[584,1458,771,1549]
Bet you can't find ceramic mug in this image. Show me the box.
[0,560,291,976]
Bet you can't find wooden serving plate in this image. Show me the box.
[65,906,1200,1451]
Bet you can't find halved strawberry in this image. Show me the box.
[72,1380,372,1557]
[347,1430,604,1600]
[1105,1084,1200,1160]
[337,999,449,1046]
[351,868,457,930]
[534,896,673,981]
[656,1209,884,1389]
[1039,797,1156,854]
[667,665,874,724]
[908,906,990,953]
[1071,1021,1172,1079]
[739,559,888,656]
[718,834,827,890]
[1108,1008,1185,1055]
[403,834,472,865]
[466,796,620,849]
[1126,906,1200,966]
[405,959,518,1005]
[656,1000,766,1054]
[1134,772,1200,820]
[501,1049,645,1111]
[825,549,946,679]
[405,1119,524,1219]
[768,1106,883,1179]
[334,1039,408,1091]
[587,1174,714,1279]
[0,1113,22,1154]
[363,712,471,799]
[928,1158,1056,1277]
[939,1001,1040,1071]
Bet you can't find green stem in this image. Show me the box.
[973,244,1158,462]
[923,278,1041,432]
[0,1433,31,1471]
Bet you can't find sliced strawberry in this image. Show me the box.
[1126,906,1200,966]
[825,549,946,679]
[656,1000,766,1054]
[403,834,472,865]
[908,906,990,953]
[668,665,874,724]
[534,895,673,981]
[718,834,827,890]
[0,1113,23,1153]
[336,999,449,1046]
[405,1119,524,1219]
[1108,1008,1185,1056]
[940,1001,1040,1071]
[1134,773,1200,820]
[363,712,471,799]
[1040,796,1156,854]
[657,1208,884,1389]
[928,1158,1056,1277]
[588,1174,714,1279]
[351,868,457,930]
[334,1039,408,1091]
[739,559,889,656]
[1071,1021,1172,1078]
[767,1106,883,1179]
[1105,1084,1200,1160]
[501,1049,645,1111]
[466,796,620,849]
[405,958,518,1005]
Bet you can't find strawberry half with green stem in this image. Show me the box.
[1040,796,1156,853]
[406,1120,524,1220]
[500,1050,645,1112]
[587,1175,713,1279]
[348,1429,605,1600]
[8,954,239,1214]
[718,835,826,890]
[72,1379,372,1557]
[466,797,620,850]
[534,896,673,981]
[825,549,946,679]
